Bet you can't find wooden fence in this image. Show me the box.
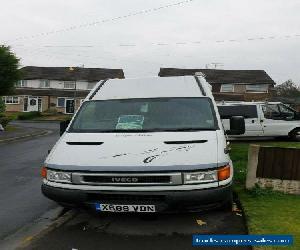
[256,147,300,181]
[246,145,300,194]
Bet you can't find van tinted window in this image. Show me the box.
[218,105,258,119]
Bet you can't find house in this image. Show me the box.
[3,66,125,114]
[158,68,276,101]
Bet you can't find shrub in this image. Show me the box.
[0,98,5,113]
[0,116,11,128]
[18,111,42,120]
[43,108,58,114]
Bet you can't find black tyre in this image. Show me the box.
[219,192,233,212]
[289,129,300,141]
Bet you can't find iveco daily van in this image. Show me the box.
[41,75,245,212]
[218,102,300,141]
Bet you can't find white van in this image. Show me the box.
[218,102,300,140]
[41,75,245,213]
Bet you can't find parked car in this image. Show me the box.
[218,101,300,141]
[41,75,245,213]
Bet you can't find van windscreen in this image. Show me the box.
[218,105,258,119]
[69,97,218,133]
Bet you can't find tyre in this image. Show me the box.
[219,192,233,212]
[289,128,300,141]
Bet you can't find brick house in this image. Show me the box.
[3,66,124,114]
[158,68,276,101]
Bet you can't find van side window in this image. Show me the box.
[218,105,258,119]
[262,104,281,119]
[262,104,296,120]
[278,104,295,119]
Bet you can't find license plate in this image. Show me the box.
[95,203,156,213]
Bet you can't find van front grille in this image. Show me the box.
[83,175,171,184]
[72,172,182,186]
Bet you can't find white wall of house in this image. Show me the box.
[19,79,97,90]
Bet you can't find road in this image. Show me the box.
[0,122,60,240]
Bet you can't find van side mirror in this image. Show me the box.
[226,116,245,135]
[60,120,71,136]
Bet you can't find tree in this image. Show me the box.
[0,45,21,96]
[274,80,300,97]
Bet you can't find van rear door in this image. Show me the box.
[218,105,263,136]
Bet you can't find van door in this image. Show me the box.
[218,105,264,136]
[261,103,299,136]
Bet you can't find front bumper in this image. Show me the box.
[42,183,232,212]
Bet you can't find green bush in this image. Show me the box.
[43,108,58,114]
[0,116,11,128]
[0,98,5,113]
[18,111,42,120]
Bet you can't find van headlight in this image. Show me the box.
[46,169,72,183]
[183,165,231,184]
[183,170,217,184]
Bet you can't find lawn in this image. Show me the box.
[230,141,300,250]
[4,125,19,132]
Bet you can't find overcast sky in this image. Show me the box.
[1,0,300,84]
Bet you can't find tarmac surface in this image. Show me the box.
[23,208,251,250]
[0,122,60,241]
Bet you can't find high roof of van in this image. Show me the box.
[89,76,208,100]
[217,101,281,105]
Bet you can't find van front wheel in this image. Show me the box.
[218,193,233,212]
[289,128,300,141]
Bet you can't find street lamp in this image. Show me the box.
[69,67,77,114]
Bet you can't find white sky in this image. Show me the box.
[1,0,300,84]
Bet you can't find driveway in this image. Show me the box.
[24,208,250,250]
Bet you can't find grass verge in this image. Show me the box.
[4,125,19,132]
[230,141,300,250]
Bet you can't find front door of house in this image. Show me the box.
[28,97,39,112]
[65,99,75,114]
[24,97,42,112]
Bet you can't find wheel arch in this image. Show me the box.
[288,127,300,137]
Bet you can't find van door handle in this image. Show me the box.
[251,120,255,123]
[260,120,264,123]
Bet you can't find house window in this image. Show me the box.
[64,81,76,89]
[246,84,268,93]
[220,84,234,92]
[57,97,66,107]
[16,80,27,87]
[40,80,50,88]
[87,82,96,90]
[4,96,19,104]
